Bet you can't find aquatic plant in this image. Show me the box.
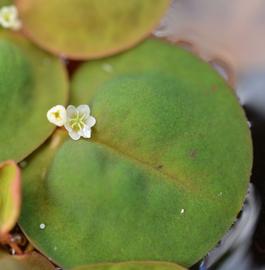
[0,1,252,270]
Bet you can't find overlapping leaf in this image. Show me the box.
[19,40,252,268]
[0,251,55,270]
[16,0,170,59]
[0,31,68,162]
[0,161,20,235]
[72,262,186,270]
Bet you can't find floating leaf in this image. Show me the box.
[72,262,186,270]
[0,1,13,8]
[0,160,20,235]
[0,251,55,269]
[16,0,170,59]
[0,31,68,162]
[19,40,252,268]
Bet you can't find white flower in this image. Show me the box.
[0,5,21,30]
[47,105,66,127]
[64,105,96,140]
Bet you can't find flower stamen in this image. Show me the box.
[69,112,87,132]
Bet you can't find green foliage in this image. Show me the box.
[0,32,68,162]
[0,251,55,270]
[16,0,169,59]
[19,40,252,268]
[0,160,20,235]
[72,262,186,270]
[0,0,13,8]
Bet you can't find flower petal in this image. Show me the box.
[64,120,72,132]
[82,127,91,138]
[66,105,77,118]
[77,104,90,116]
[2,6,18,17]
[86,116,96,127]
[68,130,81,140]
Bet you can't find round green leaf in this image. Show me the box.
[0,1,13,8]
[0,31,68,162]
[0,251,55,270]
[16,0,170,59]
[19,40,252,268]
[0,160,20,235]
[72,262,186,270]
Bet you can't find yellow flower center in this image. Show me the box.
[3,12,11,22]
[69,112,87,132]
[52,111,61,120]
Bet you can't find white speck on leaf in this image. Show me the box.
[40,223,46,230]
[41,169,47,180]
[102,63,113,73]
[180,209,185,214]
[19,160,27,168]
